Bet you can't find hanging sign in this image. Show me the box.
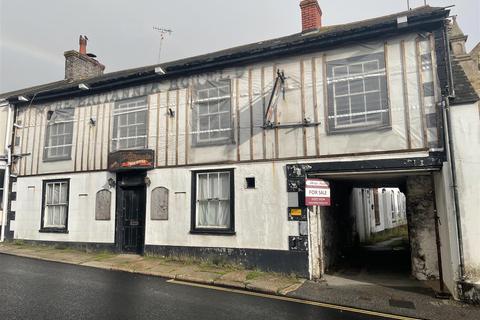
[305,179,331,206]
[108,149,155,172]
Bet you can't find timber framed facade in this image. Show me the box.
[3,4,479,301]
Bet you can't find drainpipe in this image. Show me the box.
[431,172,449,298]
[441,24,466,286]
[442,97,465,281]
[1,102,13,242]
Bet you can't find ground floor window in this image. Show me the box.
[40,179,69,233]
[191,169,234,234]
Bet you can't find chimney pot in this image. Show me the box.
[300,0,322,32]
[79,35,87,55]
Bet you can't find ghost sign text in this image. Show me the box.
[305,179,331,206]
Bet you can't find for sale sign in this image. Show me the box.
[305,179,331,206]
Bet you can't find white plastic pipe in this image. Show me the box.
[1,103,12,242]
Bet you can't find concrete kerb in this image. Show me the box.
[3,244,479,320]
[0,244,302,299]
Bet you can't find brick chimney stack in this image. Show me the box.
[64,35,105,81]
[300,0,322,32]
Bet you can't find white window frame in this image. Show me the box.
[41,180,69,231]
[193,80,232,146]
[111,97,148,152]
[44,111,74,161]
[327,52,389,133]
[192,169,234,234]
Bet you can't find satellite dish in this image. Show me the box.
[87,53,97,58]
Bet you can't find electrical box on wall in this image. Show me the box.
[288,207,307,221]
[289,236,308,251]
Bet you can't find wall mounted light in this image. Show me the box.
[108,178,116,189]
[17,96,29,102]
[144,177,151,187]
[89,117,96,126]
[46,111,54,120]
[168,108,175,117]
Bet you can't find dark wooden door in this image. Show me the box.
[119,186,146,253]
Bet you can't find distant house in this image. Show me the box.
[1,1,479,302]
[350,188,407,243]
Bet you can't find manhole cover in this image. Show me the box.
[389,299,416,309]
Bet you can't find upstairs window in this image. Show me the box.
[41,179,69,232]
[192,80,233,146]
[326,52,389,133]
[112,97,148,151]
[44,108,74,161]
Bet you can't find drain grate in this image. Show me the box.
[389,299,416,309]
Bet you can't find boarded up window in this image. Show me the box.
[151,187,169,220]
[95,190,111,221]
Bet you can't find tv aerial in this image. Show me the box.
[153,26,173,63]
[406,0,428,10]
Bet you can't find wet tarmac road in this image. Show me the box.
[0,254,402,320]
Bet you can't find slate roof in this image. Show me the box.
[450,60,479,105]
[0,5,449,103]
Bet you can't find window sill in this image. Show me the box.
[39,228,69,234]
[191,139,236,148]
[190,229,236,236]
[43,157,72,163]
[327,124,392,135]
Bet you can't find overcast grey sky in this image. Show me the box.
[1,0,478,93]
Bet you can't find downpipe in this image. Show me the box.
[1,103,13,242]
[441,23,467,296]
[442,98,467,289]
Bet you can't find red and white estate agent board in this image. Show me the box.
[305,179,331,206]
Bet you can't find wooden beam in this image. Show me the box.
[401,40,412,149]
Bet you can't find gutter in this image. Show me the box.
[5,11,448,106]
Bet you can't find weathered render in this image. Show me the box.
[3,3,478,302]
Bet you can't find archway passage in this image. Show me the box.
[312,173,441,293]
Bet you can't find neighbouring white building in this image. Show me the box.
[350,188,407,243]
[1,1,479,303]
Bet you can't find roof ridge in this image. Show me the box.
[1,5,447,100]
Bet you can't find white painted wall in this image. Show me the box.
[434,166,460,298]
[450,101,480,280]
[14,171,116,243]
[145,161,298,250]
[12,152,431,248]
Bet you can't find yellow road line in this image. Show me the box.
[167,279,421,320]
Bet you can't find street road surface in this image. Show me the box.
[0,254,408,320]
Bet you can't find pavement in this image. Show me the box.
[0,254,384,320]
[1,242,479,319]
